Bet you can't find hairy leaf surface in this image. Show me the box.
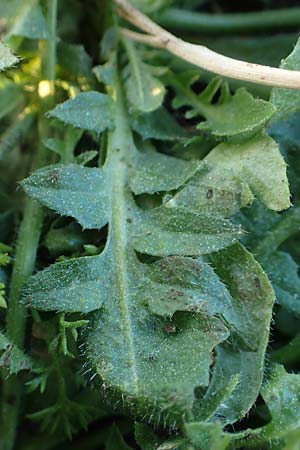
[47,92,115,134]
[23,65,274,425]
[0,43,18,71]
[195,244,274,424]
[233,365,300,448]
[168,72,275,140]
[122,39,166,112]
[169,133,290,215]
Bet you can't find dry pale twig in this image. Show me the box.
[115,0,300,89]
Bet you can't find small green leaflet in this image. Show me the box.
[22,164,110,230]
[47,92,115,134]
[122,38,166,112]
[195,88,275,141]
[0,330,32,374]
[0,43,18,71]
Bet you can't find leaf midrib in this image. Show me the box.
[123,39,145,108]
[107,69,140,394]
[110,155,139,394]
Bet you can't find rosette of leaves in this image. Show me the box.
[21,44,290,429]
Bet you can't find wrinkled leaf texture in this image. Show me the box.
[22,51,289,426]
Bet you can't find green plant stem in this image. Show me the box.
[254,207,300,258]
[0,2,58,449]
[44,0,58,86]
[158,7,300,34]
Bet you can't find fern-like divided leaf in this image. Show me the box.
[167,71,275,141]
[0,330,32,375]
[22,59,287,426]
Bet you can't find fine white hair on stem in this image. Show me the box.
[115,0,300,90]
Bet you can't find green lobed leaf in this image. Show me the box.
[196,88,275,141]
[168,72,275,140]
[169,133,290,216]
[22,60,274,427]
[21,164,110,230]
[204,133,290,211]
[0,43,19,71]
[22,72,237,423]
[47,91,115,134]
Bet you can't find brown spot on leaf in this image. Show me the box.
[164,325,177,334]
[206,188,213,199]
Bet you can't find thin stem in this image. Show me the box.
[0,2,58,449]
[44,0,58,83]
[115,0,300,89]
[158,7,300,34]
